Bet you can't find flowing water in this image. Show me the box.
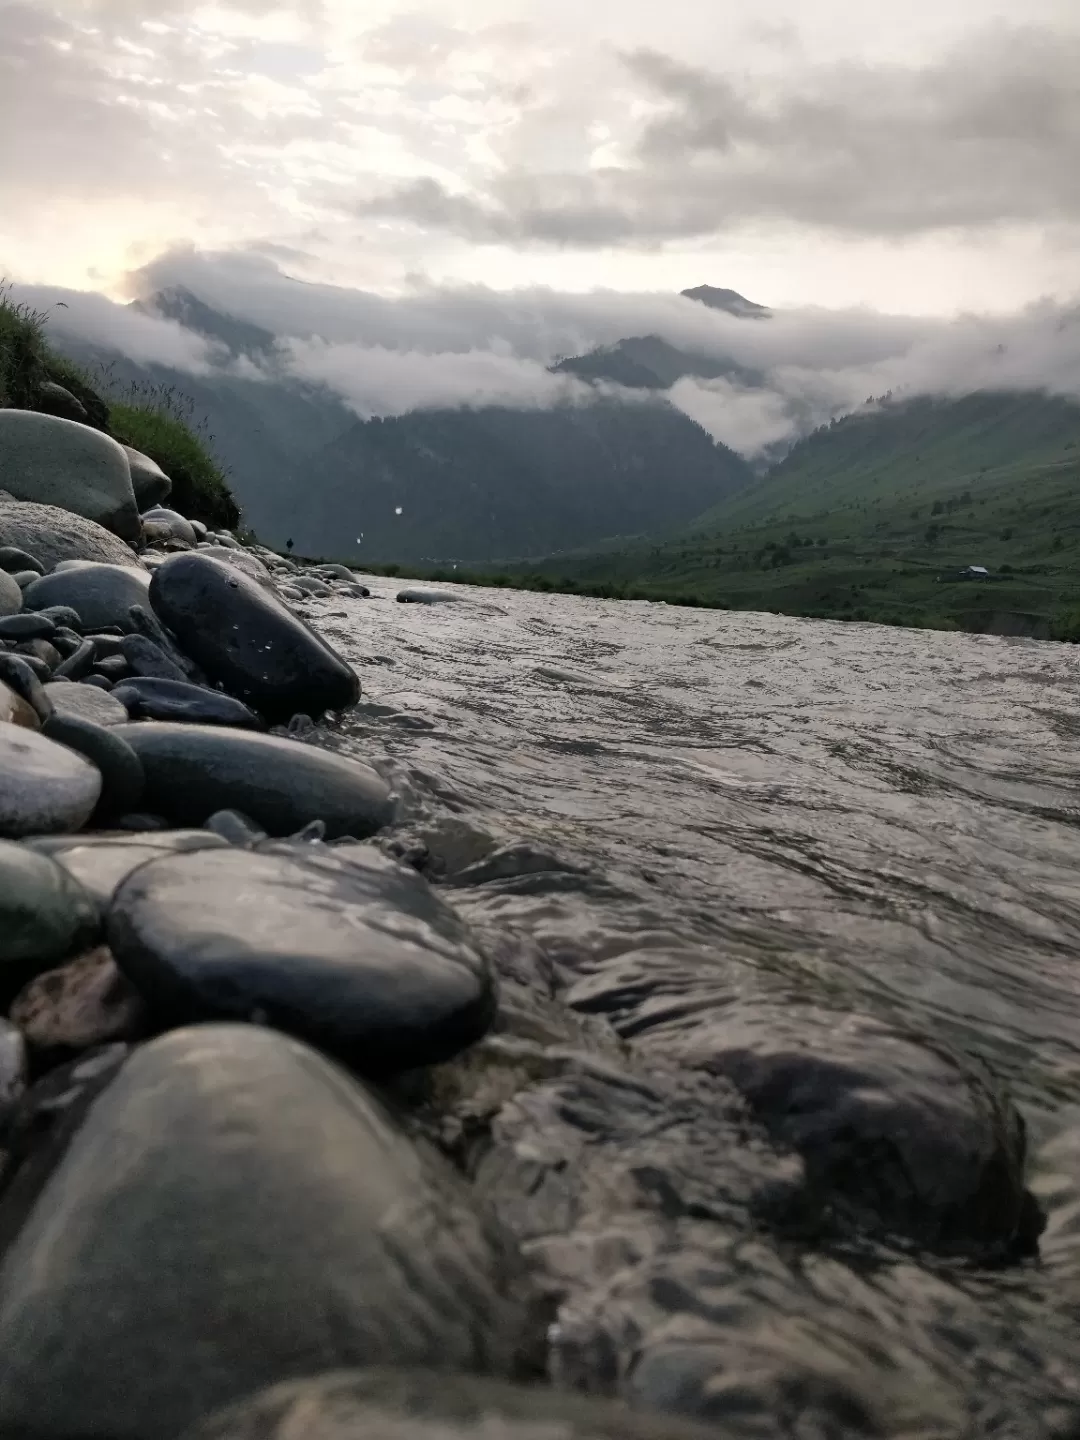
[308,581,1080,1437]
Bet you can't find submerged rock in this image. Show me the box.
[111,677,263,728]
[107,844,496,1073]
[22,563,152,633]
[0,841,98,993]
[0,411,140,540]
[0,501,136,571]
[150,553,360,720]
[110,723,392,837]
[0,726,101,837]
[0,1024,537,1439]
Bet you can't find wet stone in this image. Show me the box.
[0,1024,537,1440]
[41,713,145,821]
[149,553,360,721]
[22,564,151,633]
[10,945,145,1055]
[119,633,188,682]
[111,676,263,728]
[25,830,230,912]
[0,841,99,995]
[0,727,101,838]
[110,723,393,838]
[42,681,128,727]
[108,844,496,1074]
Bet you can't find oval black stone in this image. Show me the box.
[0,614,55,642]
[107,844,495,1072]
[41,713,145,820]
[150,554,360,720]
[111,677,263,729]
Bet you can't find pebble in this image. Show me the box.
[50,625,84,657]
[9,570,41,589]
[117,633,188,682]
[93,655,130,682]
[34,605,85,630]
[110,723,393,837]
[0,678,40,729]
[123,447,172,510]
[22,564,152,633]
[0,1024,536,1439]
[196,546,274,585]
[41,713,145,820]
[0,547,45,576]
[149,553,360,721]
[0,726,101,837]
[0,614,54,641]
[81,673,117,691]
[0,840,99,993]
[15,637,61,670]
[8,651,52,682]
[111,677,263,728]
[108,844,495,1072]
[0,653,53,723]
[42,681,129,726]
[10,945,145,1054]
[0,1023,27,1120]
[141,506,197,544]
[51,638,95,680]
[0,570,22,617]
[25,830,230,911]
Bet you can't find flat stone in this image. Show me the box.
[141,506,196,544]
[0,1024,536,1439]
[0,570,22,617]
[185,1371,722,1440]
[0,547,44,576]
[118,633,188,682]
[52,638,95,680]
[0,501,135,572]
[123,447,171,509]
[149,554,360,721]
[0,411,140,540]
[108,844,495,1072]
[0,726,101,838]
[10,945,145,1053]
[25,830,230,911]
[0,679,40,729]
[0,841,99,995]
[0,613,53,641]
[110,723,392,837]
[22,564,152,633]
[111,677,263,729]
[42,682,129,727]
[41,713,145,820]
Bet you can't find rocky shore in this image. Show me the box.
[0,406,1067,1439]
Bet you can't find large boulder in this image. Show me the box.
[0,500,136,570]
[0,411,140,541]
[0,1024,536,1440]
[122,446,172,509]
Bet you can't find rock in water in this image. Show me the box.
[0,1024,536,1440]
[0,411,140,540]
[149,553,360,720]
[0,841,99,993]
[111,677,263,728]
[107,845,495,1072]
[0,500,136,570]
[123,447,172,509]
[22,563,152,633]
[26,831,230,912]
[0,727,101,837]
[0,569,22,617]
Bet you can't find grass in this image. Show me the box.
[0,284,240,530]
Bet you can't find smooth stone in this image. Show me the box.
[0,1024,535,1440]
[52,638,95,680]
[128,603,202,680]
[397,589,461,604]
[294,576,334,597]
[0,500,136,571]
[42,713,145,820]
[42,681,129,727]
[204,809,267,846]
[0,613,54,641]
[10,570,40,589]
[7,651,51,683]
[108,845,495,1073]
[22,564,152,633]
[0,1022,27,1119]
[315,564,358,582]
[0,547,44,576]
[0,570,22,618]
[94,656,131,681]
[110,724,392,837]
[82,673,116,691]
[88,633,124,658]
[149,554,360,721]
[123,447,172,509]
[0,411,140,540]
[197,545,273,585]
[0,679,39,730]
[25,830,230,911]
[50,625,84,657]
[35,380,87,423]
[0,841,99,990]
[10,945,145,1054]
[208,530,241,548]
[118,633,188,682]
[15,637,60,670]
[190,519,208,541]
[35,605,85,630]
[0,726,102,837]
[0,654,53,723]
[141,506,196,544]
[111,677,263,729]
[185,1371,723,1440]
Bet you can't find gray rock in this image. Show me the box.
[0,569,22,617]
[0,1022,27,1119]
[111,677,263,729]
[108,844,496,1073]
[41,713,145,821]
[9,569,40,589]
[0,503,135,571]
[295,576,334,597]
[40,682,130,726]
[34,381,87,423]
[22,563,152,633]
[10,945,145,1054]
[110,723,393,838]
[184,1370,722,1440]
[0,678,40,729]
[0,612,53,641]
[0,546,44,576]
[35,605,85,630]
[141,506,196,545]
[0,653,53,723]
[197,545,273,585]
[118,633,188,682]
[0,411,140,540]
[0,1024,537,1440]
[15,637,60,670]
[0,840,99,993]
[207,530,241,549]
[0,726,101,837]
[123,447,172,509]
[52,638,95,680]
[26,830,229,911]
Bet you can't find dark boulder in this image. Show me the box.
[111,677,263,728]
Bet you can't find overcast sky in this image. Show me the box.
[2,0,1079,313]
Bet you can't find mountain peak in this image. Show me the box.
[132,286,277,358]
[681,285,771,319]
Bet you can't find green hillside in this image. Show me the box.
[416,391,1080,640]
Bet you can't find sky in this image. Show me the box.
[2,0,1079,313]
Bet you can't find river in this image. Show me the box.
[308,581,1080,1437]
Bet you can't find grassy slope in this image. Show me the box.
[0,288,239,529]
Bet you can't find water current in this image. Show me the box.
[308,580,1080,1438]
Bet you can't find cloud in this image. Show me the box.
[11,282,220,371]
